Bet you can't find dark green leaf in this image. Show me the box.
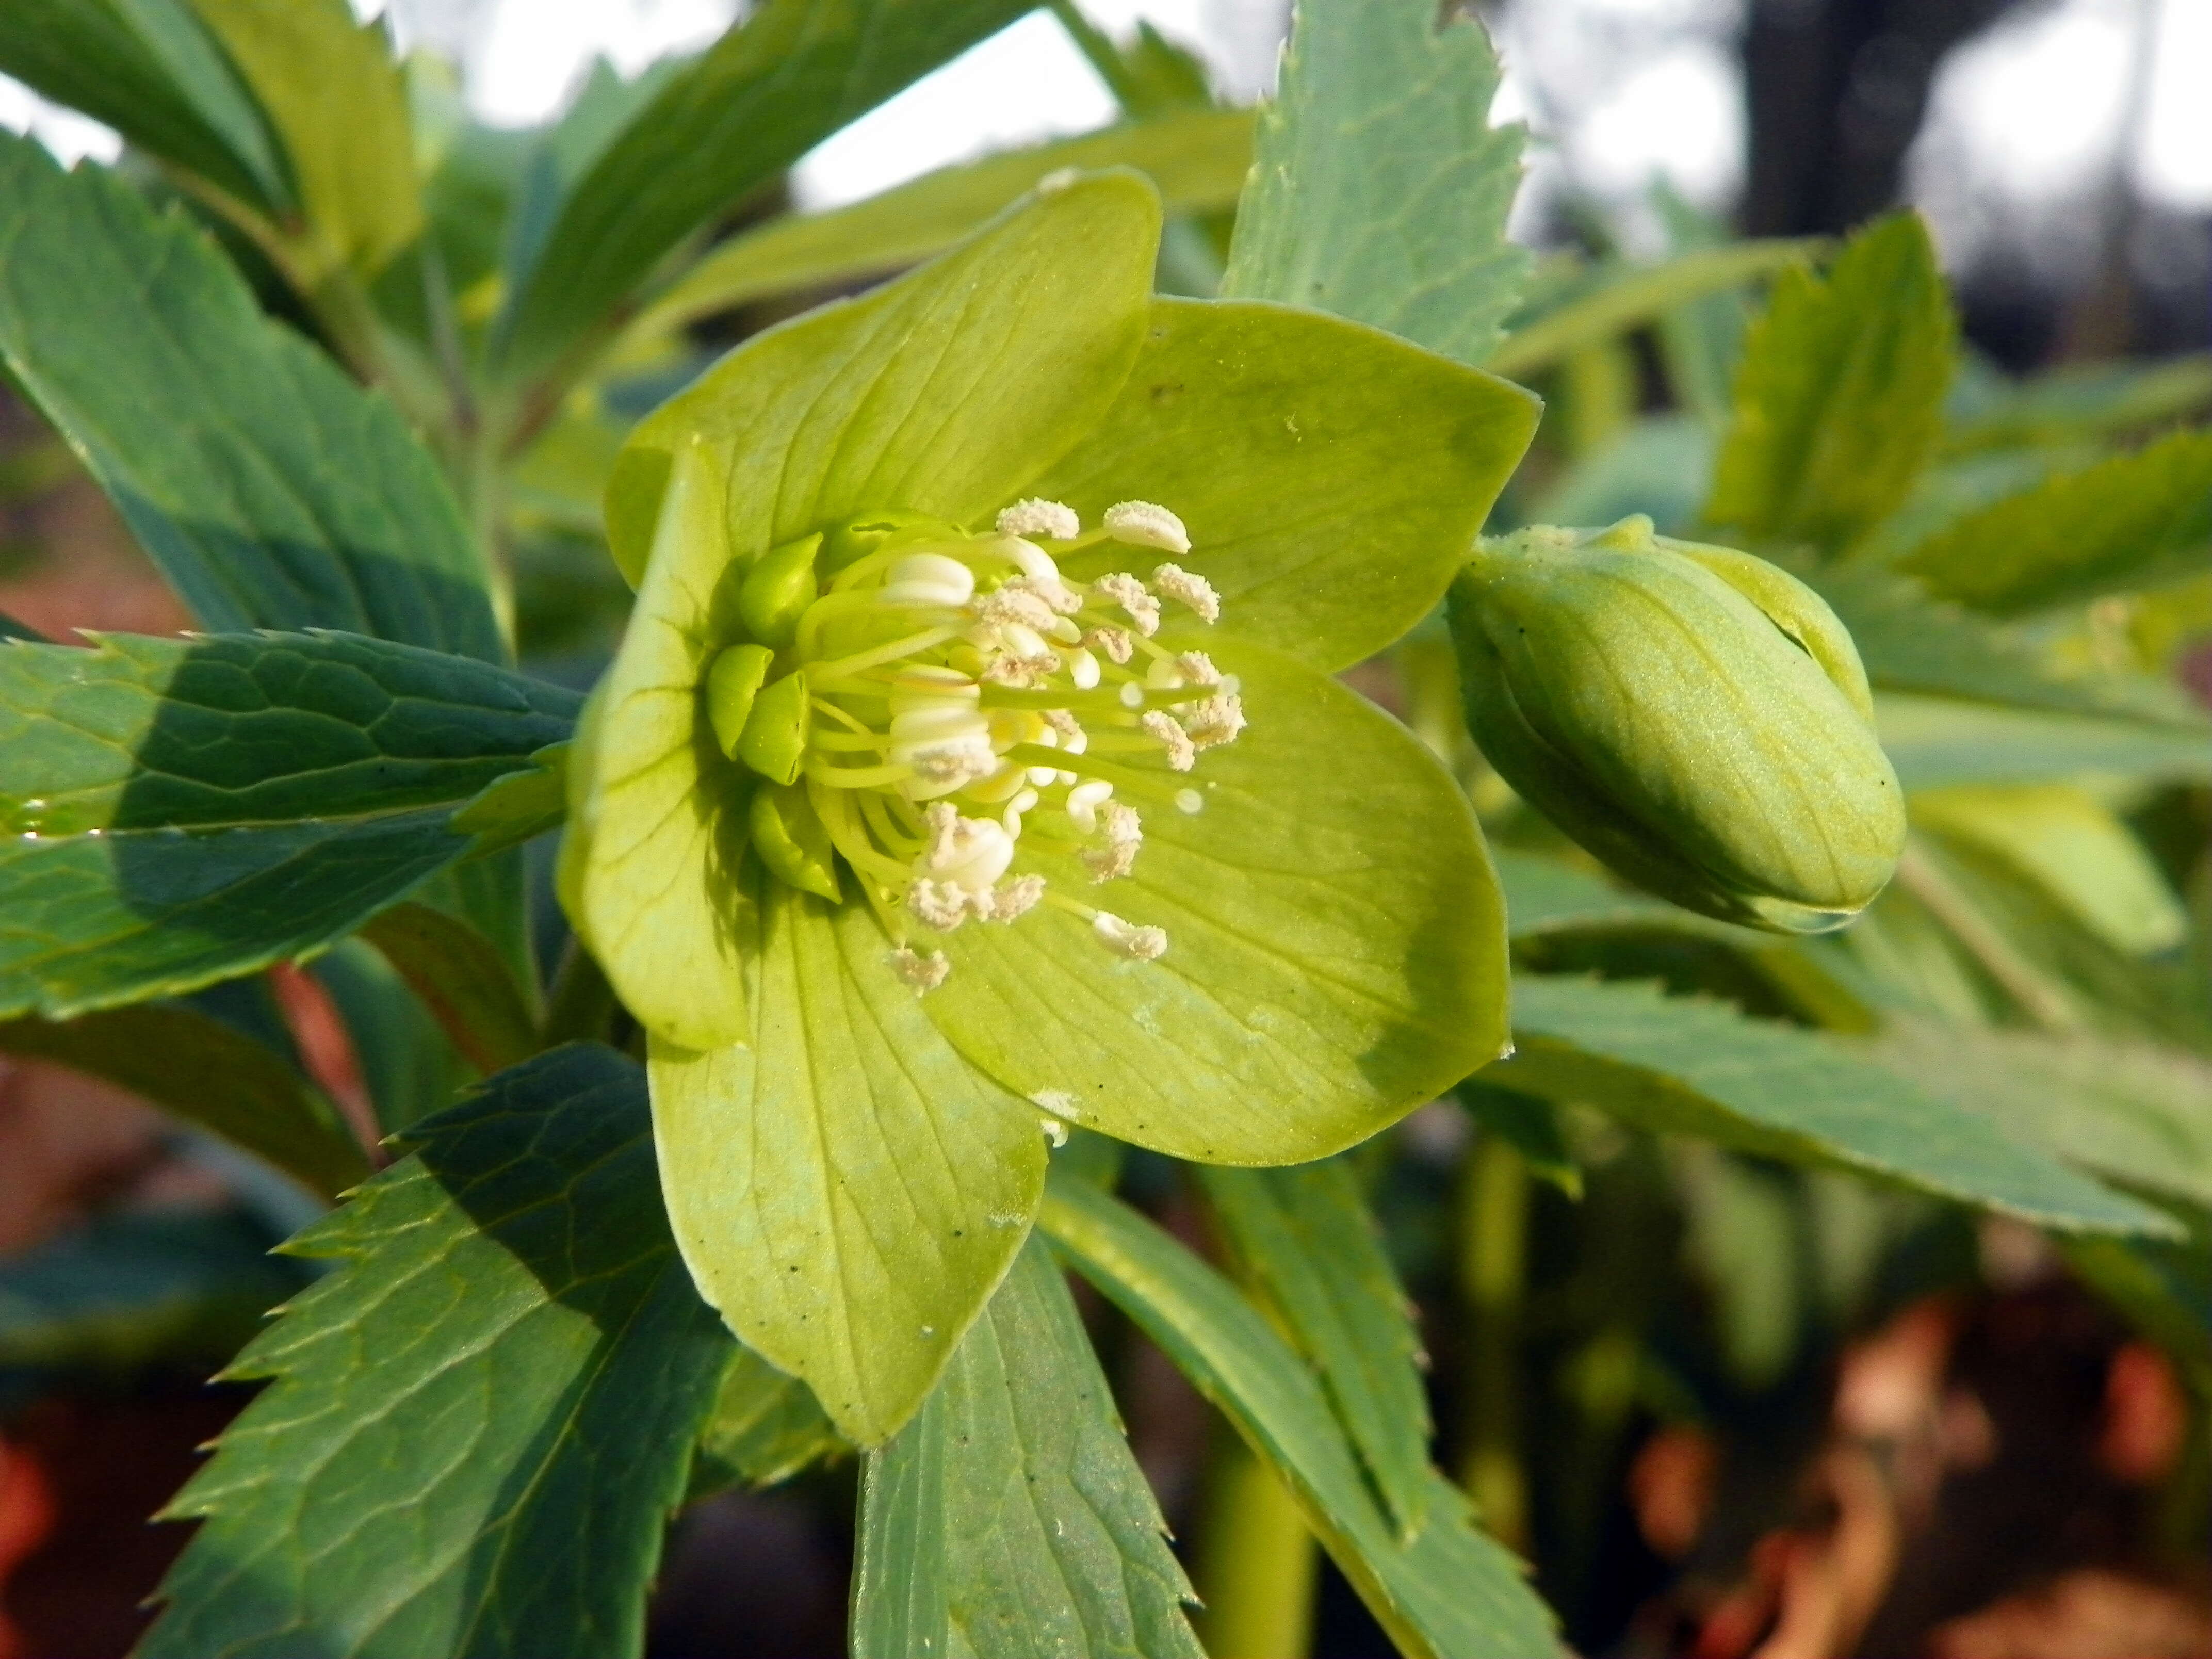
[310,937,471,1135]
[852,1235,1204,1659]
[0,134,502,661]
[1494,848,1769,949]
[1496,975,2176,1235]
[1460,1083,1582,1199]
[143,1044,734,1659]
[356,902,540,1076]
[492,0,1034,382]
[0,630,578,1019]
[1197,1163,1434,1539]
[687,1345,844,1500]
[1704,214,1955,551]
[0,0,289,213]
[1223,0,1530,364]
[1039,1176,1562,1659]
[1897,430,2212,615]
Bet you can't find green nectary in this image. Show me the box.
[1449,515,1906,934]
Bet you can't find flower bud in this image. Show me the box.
[1449,515,1905,933]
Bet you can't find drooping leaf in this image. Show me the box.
[1038,1175,1561,1659]
[492,0,1034,383]
[143,1044,735,1659]
[356,902,542,1076]
[1874,693,2212,790]
[648,874,1047,1446]
[0,999,366,1199]
[852,1234,1204,1659]
[687,1344,845,1500]
[0,134,501,661]
[1495,974,2175,1235]
[190,0,422,280]
[1704,213,1956,551]
[1223,0,1529,364]
[0,630,578,1019]
[625,107,1256,344]
[0,0,288,213]
[1945,353,2212,454]
[1197,1162,1435,1539]
[1897,430,2212,615]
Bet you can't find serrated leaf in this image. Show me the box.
[190,0,423,279]
[0,630,578,1019]
[1039,1175,1562,1659]
[626,107,1255,344]
[356,902,541,1076]
[852,1235,1204,1659]
[450,741,569,859]
[0,1000,366,1198]
[1874,693,2212,790]
[1197,1163,1434,1540]
[1223,0,1530,364]
[1495,974,2175,1236]
[0,134,500,661]
[1870,1018,2212,1212]
[1704,214,1956,551]
[688,1344,844,1500]
[142,1044,735,1659]
[0,0,288,213]
[493,0,1033,383]
[1897,430,2212,615]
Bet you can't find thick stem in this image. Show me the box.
[1456,1130,1531,1551]
[1190,1426,1316,1659]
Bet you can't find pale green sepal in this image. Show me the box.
[1654,532,1875,722]
[558,441,753,1051]
[1031,297,1541,672]
[606,171,1163,588]
[648,875,1047,1445]
[924,641,1508,1163]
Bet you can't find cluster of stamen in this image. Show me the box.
[713,497,1243,992]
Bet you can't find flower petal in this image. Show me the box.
[649,871,1048,1445]
[1029,298,1539,672]
[558,439,753,1050]
[922,642,1509,1163]
[605,170,1163,588]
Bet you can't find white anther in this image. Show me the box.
[1047,616,1084,645]
[1092,573,1161,636]
[1093,910,1168,960]
[988,873,1046,922]
[1037,166,1079,194]
[1068,647,1100,689]
[1040,1116,1070,1148]
[890,703,990,744]
[1084,626,1134,664]
[996,500,1081,541]
[1151,563,1219,623]
[974,584,1058,631]
[1065,779,1114,835]
[1040,708,1082,740]
[881,553,975,608]
[901,736,998,798]
[889,664,979,704]
[1083,801,1143,882]
[981,655,1052,688]
[891,946,951,993]
[1118,682,1146,710]
[1146,655,1188,691]
[1104,501,1191,555]
[1141,710,1196,771]
[964,760,1030,803]
[1000,622,1053,663]
[907,878,974,931]
[920,803,1016,892]
[1175,788,1204,815]
[1004,786,1042,830]
[1184,693,1246,750]
[1176,651,1222,686]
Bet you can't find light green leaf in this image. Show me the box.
[1039,1175,1561,1659]
[191,0,422,279]
[853,1234,1205,1659]
[0,630,578,1019]
[451,741,570,858]
[493,0,1034,383]
[1871,1018,2212,1212]
[1945,353,2212,453]
[1029,296,1539,671]
[143,1044,733,1659]
[688,1344,845,1499]
[356,902,542,1075]
[1704,214,1956,551]
[1197,1162,1434,1539]
[1875,694,2212,790]
[0,135,502,662]
[0,0,288,212]
[648,874,1047,1446]
[1224,0,1530,364]
[1495,974,2176,1235]
[927,642,1508,1165]
[1898,430,2212,615]
[1494,848,1772,950]
[0,1000,367,1199]
[1485,239,1821,381]
[1527,413,1715,536]
[627,107,1256,343]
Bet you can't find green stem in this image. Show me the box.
[1894,837,2081,1031]
[1456,1130,1531,1551]
[1190,1425,1316,1659]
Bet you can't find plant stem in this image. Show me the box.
[1456,1129,1531,1551]
[1190,1426,1316,1659]
[1893,838,2081,1031]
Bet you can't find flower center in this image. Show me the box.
[704,497,1245,990]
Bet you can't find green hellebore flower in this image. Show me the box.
[1449,515,1906,933]
[559,170,1537,1441]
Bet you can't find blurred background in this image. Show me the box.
[1,2,2207,1656]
